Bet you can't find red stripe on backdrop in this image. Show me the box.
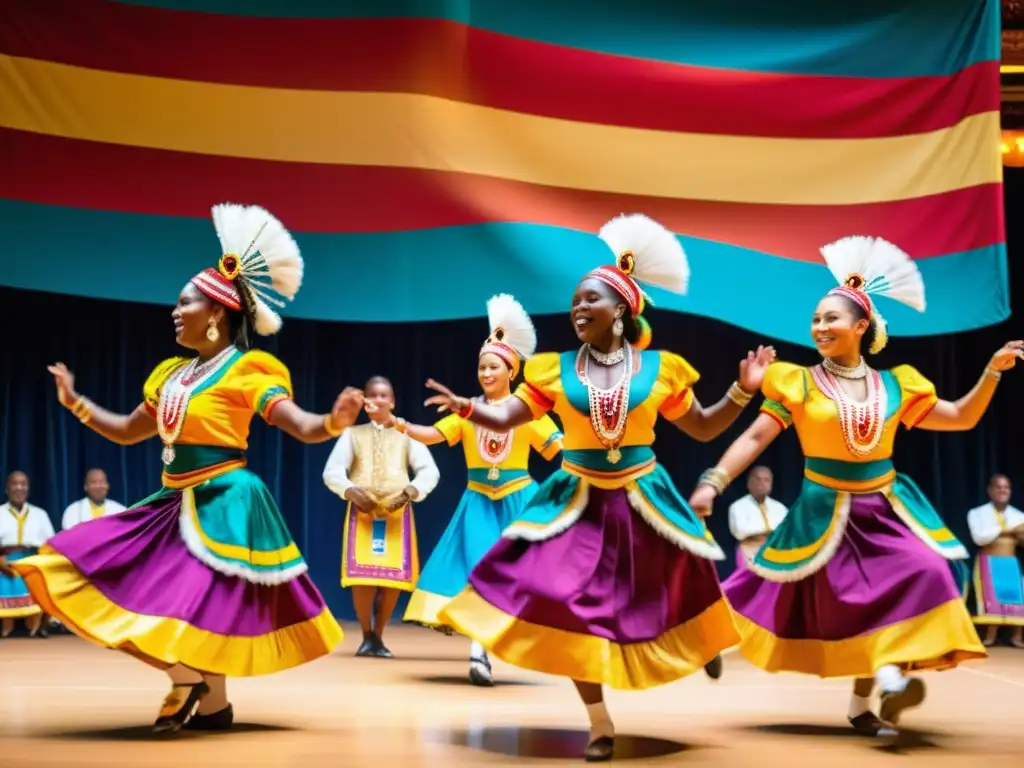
[0,129,1003,262]
[0,0,1000,139]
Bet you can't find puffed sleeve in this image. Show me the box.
[891,364,939,429]
[433,413,464,447]
[236,350,294,422]
[513,352,561,419]
[527,414,564,460]
[657,352,701,420]
[141,357,190,417]
[759,362,805,430]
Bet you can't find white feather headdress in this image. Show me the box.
[480,294,536,377]
[597,213,690,308]
[210,203,304,336]
[820,235,926,354]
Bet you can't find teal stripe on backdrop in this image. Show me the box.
[111,0,999,78]
[0,201,1009,347]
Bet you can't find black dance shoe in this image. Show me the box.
[372,636,394,658]
[185,703,235,731]
[703,655,723,680]
[584,736,615,762]
[153,681,210,734]
[848,711,895,736]
[355,635,377,657]
[469,654,494,687]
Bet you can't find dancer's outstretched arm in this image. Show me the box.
[269,388,365,444]
[48,363,157,446]
[916,341,1022,432]
[688,413,783,516]
[423,379,535,432]
[670,345,775,443]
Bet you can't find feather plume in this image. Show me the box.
[820,236,925,312]
[598,213,689,296]
[211,203,304,336]
[486,293,537,358]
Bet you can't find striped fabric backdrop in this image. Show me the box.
[0,0,1008,346]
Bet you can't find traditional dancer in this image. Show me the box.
[323,375,440,659]
[966,474,1024,647]
[424,214,775,762]
[0,471,54,638]
[689,236,1019,735]
[391,294,563,686]
[13,203,362,733]
[61,468,127,530]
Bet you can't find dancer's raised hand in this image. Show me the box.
[737,345,776,394]
[424,378,471,416]
[47,362,78,407]
[989,340,1024,372]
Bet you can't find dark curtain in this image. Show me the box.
[1,183,1020,621]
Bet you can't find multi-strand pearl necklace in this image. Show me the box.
[811,358,886,457]
[156,346,237,466]
[580,344,632,464]
[475,396,514,480]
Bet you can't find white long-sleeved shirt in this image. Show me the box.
[0,503,55,548]
[61,497,127,530]
[728,494,788,541]
[322,425,440,503]
[966,502,1024,548]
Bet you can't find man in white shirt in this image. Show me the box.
[728,466,788,568]
[0,471,55,638]
[61,468,127,530]
[966,474,1024,648]
[323,376,441,658]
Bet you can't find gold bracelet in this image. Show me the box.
[70,396,93,424]
[984,366,1002,382]
[395,417,408,434]
[323,413,343,437]
[698,466,732,495]
[726,381,754,407]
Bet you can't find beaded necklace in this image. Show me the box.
[810,363,887,457]
[157,346,237,466]
[475,396,513,480]
[578,344,632,464]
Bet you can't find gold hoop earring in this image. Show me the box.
[206,319,221,343]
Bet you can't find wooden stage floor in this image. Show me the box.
[2,624,1023,766]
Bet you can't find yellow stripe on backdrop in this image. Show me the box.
[0,55,1001,206]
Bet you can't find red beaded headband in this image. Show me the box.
[479,341,521,378]
[586,262,644,315]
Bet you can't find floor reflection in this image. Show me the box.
[438,725,693,760]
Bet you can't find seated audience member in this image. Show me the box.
[0,471,55,638]
[62,468,126,530]
[967,474,1024,648]
[728,465,788,568]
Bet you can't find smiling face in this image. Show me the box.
[988,475,1012,508]
[478,351,512,398]
[172,282,225,350]
[84,468,109,505]
[6,471,28,507]
[571,277,626,347]
[364,378,395,422]
[810,294,868,360]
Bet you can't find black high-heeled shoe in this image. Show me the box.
[703,655,723,680]
[153,681,210,734]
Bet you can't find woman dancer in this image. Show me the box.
[689,236,1017,734]
[423,214,774,762]
[13,204,361,733]
[392,294,563,686]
